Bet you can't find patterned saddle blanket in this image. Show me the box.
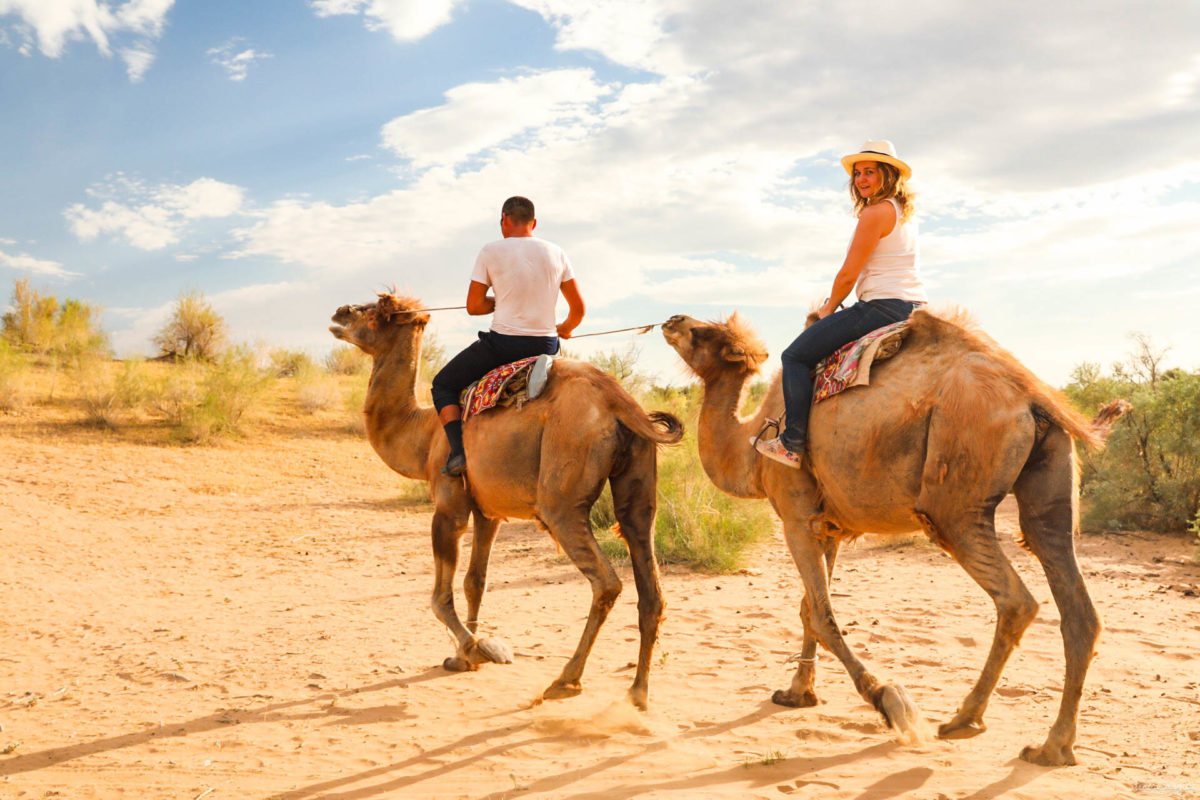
[460,354,554,421]
[812,321,910,404]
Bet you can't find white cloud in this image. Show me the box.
[219,2,1200,383]
[381,69,615,168]
[0,244,73,277]
[309,0,463,43]
[0,0,173,80]
[206,38,272,81]
[65,176,246,251]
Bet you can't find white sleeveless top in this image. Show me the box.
[854,198,927,303]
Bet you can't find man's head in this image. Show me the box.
[500,196,536,237]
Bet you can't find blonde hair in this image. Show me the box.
[848,161,915,223]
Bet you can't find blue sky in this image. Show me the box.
[2,0,1199,385]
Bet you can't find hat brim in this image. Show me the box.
[841,152,911,179]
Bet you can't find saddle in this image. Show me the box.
[812,320,909,404]
[460,354,554,421]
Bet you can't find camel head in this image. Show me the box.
[329,292,430,358]
[661,313,769,383]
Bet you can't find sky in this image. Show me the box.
[2,0,1199,386]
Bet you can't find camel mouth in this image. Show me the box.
[329,324,345,340]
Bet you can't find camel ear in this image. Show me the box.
[722,343,768,371]
[376,294,400,321]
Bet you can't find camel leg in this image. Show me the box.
[609,439,664,711]
[431,505,512,673]
[1012,428,1099,767]
[780,522,920,735]
[926,499,1038,740]
[774,536,842,708]
[463,510,500,635]
[539,507,622,701]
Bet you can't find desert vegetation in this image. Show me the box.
[1064,334,1200,535]
[2,278,1195,568]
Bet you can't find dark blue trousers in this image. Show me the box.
[780,299,921,451]
[431,330,559,412]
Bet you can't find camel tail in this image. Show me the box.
[1032,393,1129,451]
[1088,398,1131,446]
[610,395,684,446]
[645,410,686,444]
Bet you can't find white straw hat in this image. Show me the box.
[841,140,911,179]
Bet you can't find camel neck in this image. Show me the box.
[696,369,769,499]
[362,334,437,480]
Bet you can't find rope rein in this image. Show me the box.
[397,305,664,339]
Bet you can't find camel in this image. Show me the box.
[330,292,683,709]
[661,308,1128,766]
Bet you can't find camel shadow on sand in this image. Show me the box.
[0,669,445,780]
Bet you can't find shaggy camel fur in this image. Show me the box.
[330,293,683,708]
[662,308,1127,766]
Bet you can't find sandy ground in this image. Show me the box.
[2,414,1199,800]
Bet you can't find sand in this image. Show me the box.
[2,415,1198,799]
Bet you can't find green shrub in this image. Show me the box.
[325,344,370,376]
[76,356,149,428]
[1065,340,1200,532]
[147,348,270,442]
[0,338,29,411]
[593,384,774,573]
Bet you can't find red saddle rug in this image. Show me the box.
[812,320,910,404]
[460,357,540,421]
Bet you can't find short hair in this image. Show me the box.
[501,196,535,225]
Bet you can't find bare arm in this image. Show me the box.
[465,280,495,316]
[557,279,586,339]
[816,202,895,318]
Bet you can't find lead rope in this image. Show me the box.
[569,322,661,339]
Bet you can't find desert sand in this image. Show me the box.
[2,409,1198,799]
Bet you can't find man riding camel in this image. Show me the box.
[431,196,586,477]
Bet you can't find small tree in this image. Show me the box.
[154,290,227,361]
[2,278,60,351]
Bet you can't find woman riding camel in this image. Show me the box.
[755,140,927,468]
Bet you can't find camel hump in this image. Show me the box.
[907,308,1109,449]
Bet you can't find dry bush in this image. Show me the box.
[343,375,368,434]
[0,338,29,411]
[154,290,227,361]
[294,365,339,413]
[325,344,370,376]
[270,348,316,378]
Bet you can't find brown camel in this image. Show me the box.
[330,292,683,708]
[662,308,1127,766]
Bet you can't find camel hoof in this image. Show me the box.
[442,656,476,672]
[628,687,648,712]
[772,689,818,708]
[877,685,919,733]
[1020,743,1077,767]
[473,637,513,665]
[937,718,987,740]
[542,681,582,701]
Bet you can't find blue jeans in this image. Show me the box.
[779,299,921,451]
[431,330,560,412]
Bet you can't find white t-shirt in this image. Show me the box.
[854,198,927,303]
[470,236,575,336]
